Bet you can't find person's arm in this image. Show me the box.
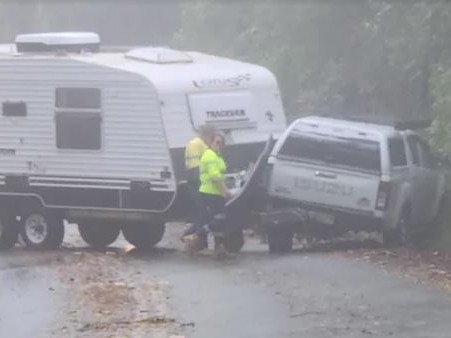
[214,179,229,199]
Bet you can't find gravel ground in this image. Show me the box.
[1,223,451,338]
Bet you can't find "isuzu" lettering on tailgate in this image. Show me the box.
[294,177,354,196]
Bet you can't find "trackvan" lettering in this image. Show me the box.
[206,109,246,119]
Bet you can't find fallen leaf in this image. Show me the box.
[124,244,136,253]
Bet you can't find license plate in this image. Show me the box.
[308,211,335,225]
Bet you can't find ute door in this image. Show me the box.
[416,139,442,222]
[406,135,432,224]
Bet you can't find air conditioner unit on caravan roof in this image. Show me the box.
[15,32,100,53]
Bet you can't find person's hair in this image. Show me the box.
[211,131,225,147]
[199,125,217,143]
[214,131,225,142]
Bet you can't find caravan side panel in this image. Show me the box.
[0,57,175,212]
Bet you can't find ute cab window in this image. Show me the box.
[388,137,407,167]
[406,135,435,169]
[55,88,102,150]
[278,131,381,173]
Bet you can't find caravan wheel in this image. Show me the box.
[0,211,18,250]
[22,211,64,250]
[78,222,121,249]
[122,221,165,249]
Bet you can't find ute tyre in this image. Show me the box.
[122,221,165,249]
[78,222,121,249]
[223,229,245,253]
[22,210,64,250]
[0,212,18,250]
[268,228,293,253]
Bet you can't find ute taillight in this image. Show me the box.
[376,181,391,211]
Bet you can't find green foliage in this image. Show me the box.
[173,0,451,249]
[173,1,451,123]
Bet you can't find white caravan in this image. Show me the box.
[0,32,286,250]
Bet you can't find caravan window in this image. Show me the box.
[56,88,101,109]
[56,113,102,150]
[55,87,102,150]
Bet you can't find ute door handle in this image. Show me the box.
[315,171,337,179]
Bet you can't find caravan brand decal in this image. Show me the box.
[206,109,246,119]
[193,73,251,89]
[265,110,274,122]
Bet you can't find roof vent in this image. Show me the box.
[15,32,100,53]
[125,47,192,64]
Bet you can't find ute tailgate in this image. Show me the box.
[268,160,381,214]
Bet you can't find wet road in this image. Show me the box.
[1,224,451,338]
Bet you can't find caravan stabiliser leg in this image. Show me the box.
[0,210,18,250]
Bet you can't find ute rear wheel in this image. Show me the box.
[22,210,64,250]
[78,221,121,249]
[122,220,165,249]
[0,211,18,250]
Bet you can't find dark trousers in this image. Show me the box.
[182,178,204,239]
[184,193,226,248]
[185,179,202,225]
[199,193,225,225]
[198,193,226,238]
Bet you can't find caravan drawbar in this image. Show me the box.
[0,32,286,250]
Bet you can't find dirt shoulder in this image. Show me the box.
[340,248,451,293]
[49,249,183,338]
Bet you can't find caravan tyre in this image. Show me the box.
[122,221,165,249]
[78,222,121,249]
[0,212,18,250]
[22,211,64,250]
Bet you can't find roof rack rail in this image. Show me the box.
[316,113,432,130]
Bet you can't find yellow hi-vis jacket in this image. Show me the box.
[199,148,227,196]
[185,137,208,169]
